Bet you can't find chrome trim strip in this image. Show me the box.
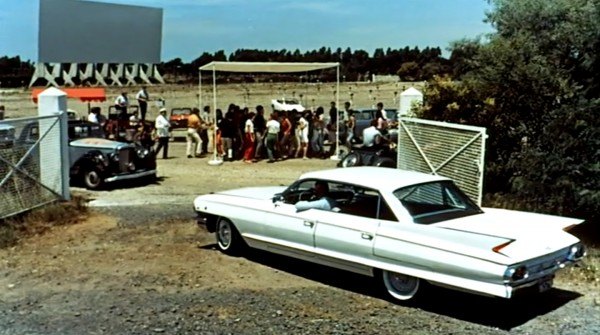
[104,169,156,183]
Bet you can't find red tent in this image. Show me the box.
[31,87,106,103]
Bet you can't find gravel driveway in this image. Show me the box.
[1,142,599,335]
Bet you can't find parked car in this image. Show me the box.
[193,167,586,302]
[18,120,156,190]
[352,108,399,143]
[105,105,149,143]
[338,144,396,168]
[169,107,192,129]
[271,98,305,112]
[0,123,16,149]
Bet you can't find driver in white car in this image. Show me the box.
[295,181,337,212]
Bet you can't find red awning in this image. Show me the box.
[31,88,106,103]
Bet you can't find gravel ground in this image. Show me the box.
[1,142,599,335]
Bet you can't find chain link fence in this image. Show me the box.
[0,114,68,219]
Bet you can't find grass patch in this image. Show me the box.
[0,195,88,249]
[564,247,600,284]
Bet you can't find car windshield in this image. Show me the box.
[275,99,300,105]
[385,109,398,121]
[393,181,482,224]
[172,109,191,116]
[68,123,105,140]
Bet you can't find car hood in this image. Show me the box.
[70,138,132,150]
[434,208,582,260]
[217,186,287,200]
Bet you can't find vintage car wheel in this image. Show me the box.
[216,218,245,255]
[373,157,396,168]
[337,145,351,160]
[83,167,103,190]
[340,152,362,167]
[382,270,420,301]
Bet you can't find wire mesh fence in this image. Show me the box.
[0,114,67,219]
[397,118,487,205]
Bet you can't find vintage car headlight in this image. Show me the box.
[504,265,529,282]
[109,152,119,162]
[136,148,149,158]
[128,162,136,171]
[567,243,586,261]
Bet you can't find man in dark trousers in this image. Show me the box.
[136,86,149,121]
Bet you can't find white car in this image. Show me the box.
[271,98,305,112]
[193,167,586,301]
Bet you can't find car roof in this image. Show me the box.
[299,167,450,192]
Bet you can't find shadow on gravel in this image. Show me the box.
[413,284,581,330]
[238,248,582,330]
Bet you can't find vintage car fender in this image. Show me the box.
[69,149,108,177]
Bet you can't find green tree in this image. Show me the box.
[423,0,600,222]
[397,61,420,81]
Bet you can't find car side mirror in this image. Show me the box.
[273,193,284,203]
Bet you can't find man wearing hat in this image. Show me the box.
[154,108,171,159]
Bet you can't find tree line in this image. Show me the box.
[160,46,453,83]
[1,46,458,87]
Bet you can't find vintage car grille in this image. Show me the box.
[118,148,135,173]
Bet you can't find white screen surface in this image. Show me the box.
[38,0,162,63]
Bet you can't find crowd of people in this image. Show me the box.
[179,100,392,163]
[85,89,394,163]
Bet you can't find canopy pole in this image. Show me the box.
[331,64,341,160]
[208,64,222,165]
[198,70,202,115]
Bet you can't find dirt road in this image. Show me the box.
[1,142,599,335]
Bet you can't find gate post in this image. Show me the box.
[38,87,70,201]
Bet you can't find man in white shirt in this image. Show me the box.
[87,107,99,123]
[265,113,280,163]
[136,87,149,121]
[362,120,383,148]
[154,108,171,159]
[295,181,338,212]
[114,92,129,120]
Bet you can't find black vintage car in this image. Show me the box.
[18,120,156,190]
[337,144,397,169]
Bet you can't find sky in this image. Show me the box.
[0,0,494,62]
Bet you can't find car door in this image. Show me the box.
[314,186,397,272]
[258,180,322,258]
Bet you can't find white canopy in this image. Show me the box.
[199,61,339,73]
[198,61,341,164]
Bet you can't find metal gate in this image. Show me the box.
[397,118,487,205]
[0,114,69,219]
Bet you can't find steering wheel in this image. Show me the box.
[299,189,316,201]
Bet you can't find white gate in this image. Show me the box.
[0,114,69,219]
[397,118,487,205]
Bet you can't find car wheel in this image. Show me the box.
[373,157,396,168]
[340,152,361,167]
[382,270,420,301]
[83,167,103,190]
[216,218,245,255]
[337,145,351,160]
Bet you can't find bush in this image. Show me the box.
[0,196,88,249]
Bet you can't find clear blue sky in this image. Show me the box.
[0,0,494,62]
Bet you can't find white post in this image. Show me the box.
[38,87,70,200]
[208,64,222,166]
